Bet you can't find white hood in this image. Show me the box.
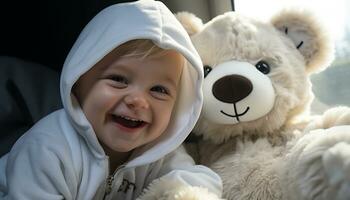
[60,0,203,168]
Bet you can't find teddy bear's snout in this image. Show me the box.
[212,75,253,103]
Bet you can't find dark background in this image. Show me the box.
[0,0,134,72]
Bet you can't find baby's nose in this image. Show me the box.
[124,92,149,109]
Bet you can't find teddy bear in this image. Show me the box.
[169,8,350,200]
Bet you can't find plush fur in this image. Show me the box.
[175,9,350,200]
[137,176,223,200]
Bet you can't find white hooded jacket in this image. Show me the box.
[0,0,222,199]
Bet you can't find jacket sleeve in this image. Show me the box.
[149,145,223,197]
[1,132,78,200]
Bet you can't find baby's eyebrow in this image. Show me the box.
[162,75,178,90]
[103,63,129,74]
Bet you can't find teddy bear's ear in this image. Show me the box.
[271,9,334,74]
[176,12,204,36]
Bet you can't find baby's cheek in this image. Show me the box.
[162,103,177,128]
[97,88,120,108]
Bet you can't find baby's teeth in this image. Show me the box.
[120,115,142,122]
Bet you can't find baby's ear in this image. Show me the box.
[271,9,334,74]
[176,12,204,36]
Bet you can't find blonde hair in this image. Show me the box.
[89,39,181,73]
[114,39,169,59]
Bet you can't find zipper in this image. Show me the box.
[105,175,114,196]
[103,158,126,200]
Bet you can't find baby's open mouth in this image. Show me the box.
[112,114,147,128]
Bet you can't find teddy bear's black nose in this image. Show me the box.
[212,75,253,103]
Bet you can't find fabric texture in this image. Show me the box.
[0,1,222,199]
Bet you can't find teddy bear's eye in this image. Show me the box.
[255,60,270,74]
[203,65,212,78]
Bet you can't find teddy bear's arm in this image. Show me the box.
[285,126,350,200]
[304,106,350,132]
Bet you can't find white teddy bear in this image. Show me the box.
[172,9,350,200]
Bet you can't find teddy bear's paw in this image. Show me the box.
[294,126,350,200]
[170,186,223,200]
[322,142,350,199]
[137,177,223,200]
[305,106,350,132]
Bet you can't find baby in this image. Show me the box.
[0,1,222,199]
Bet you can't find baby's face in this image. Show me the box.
[74,50,183,154]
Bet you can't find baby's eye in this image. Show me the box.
[110,75,128,83]
[151,85,169,95]
[107,75,128,88]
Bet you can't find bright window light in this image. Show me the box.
[235,0,346,41]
